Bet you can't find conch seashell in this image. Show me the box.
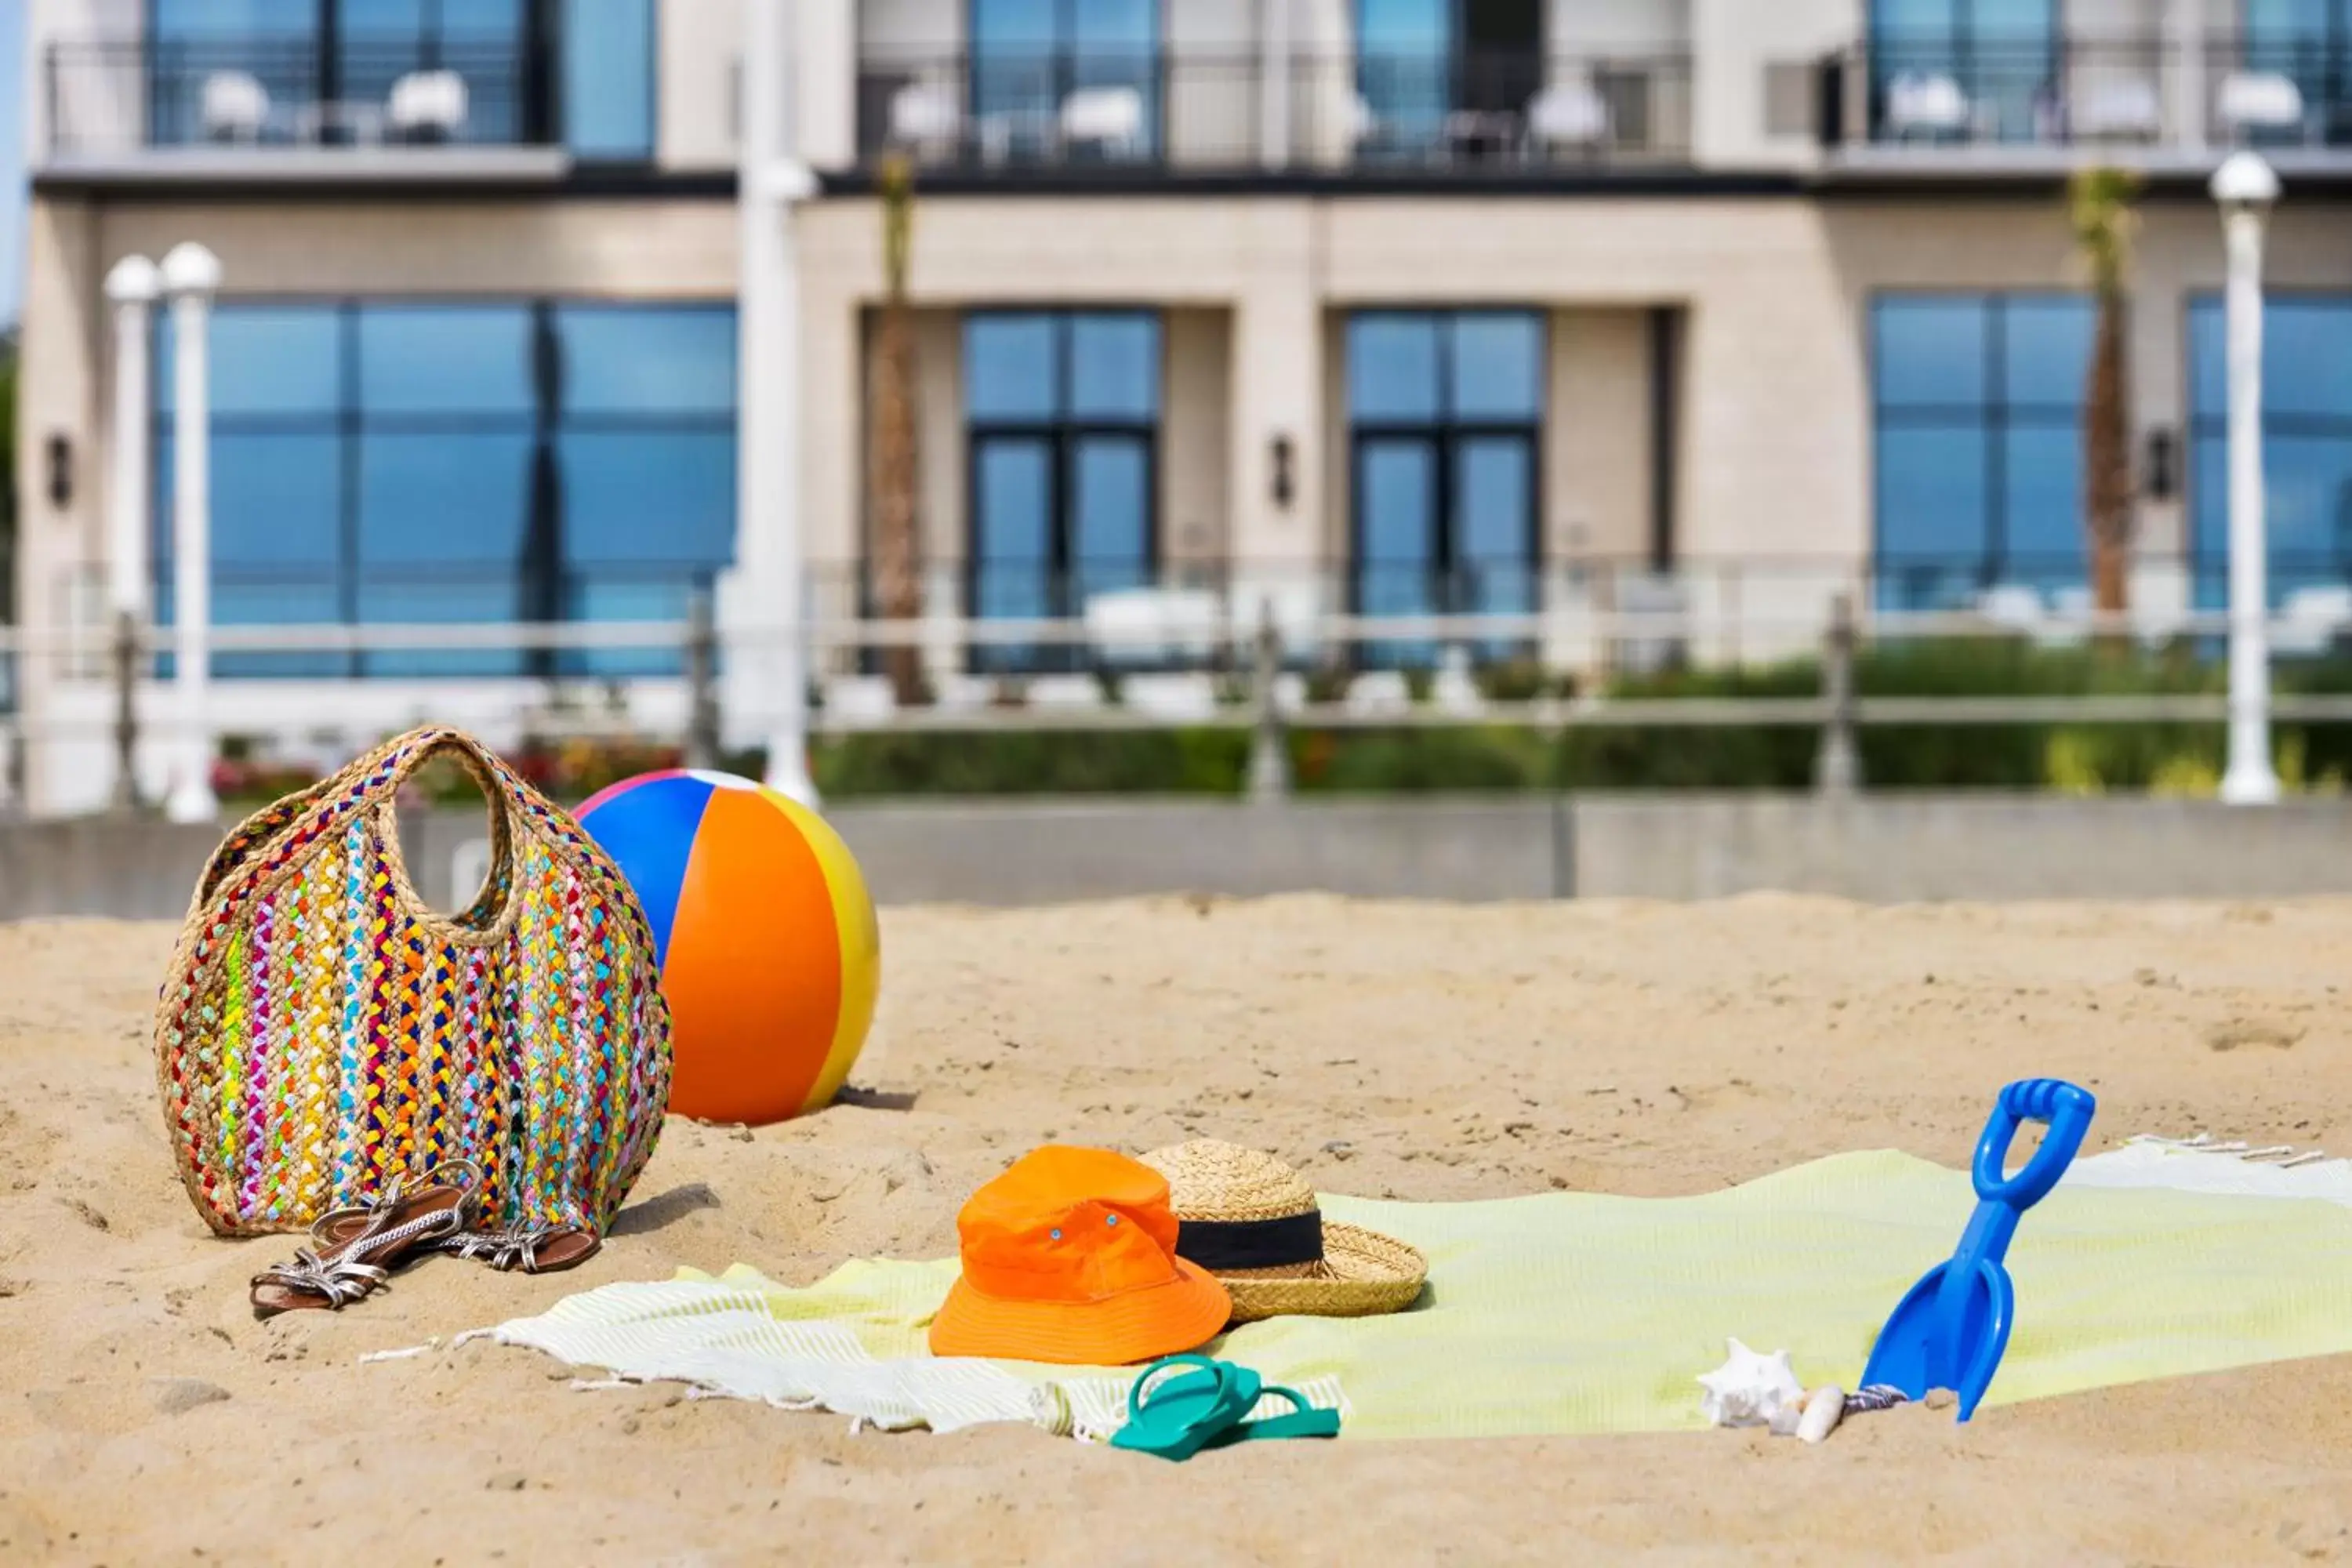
[1697,1338,1806,1430]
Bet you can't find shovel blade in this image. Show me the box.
[1860,1260,2015,1421]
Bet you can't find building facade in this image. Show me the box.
[15,0,2352,812]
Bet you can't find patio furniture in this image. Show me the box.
[2276,586,2352,656]
[1084,586,1223,668]
[1060,85,1145,159]
[2217,71,2310,142]
[200,71,270,143]
[1526,80,1611,159]
[2072,77,2163,142]
[887,78,963,158]
[387,70,469,143]
[1885,71,1972,140]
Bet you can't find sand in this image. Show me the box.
[5,895,2352,1566]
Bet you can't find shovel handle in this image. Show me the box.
[1971,1078,2096,1207]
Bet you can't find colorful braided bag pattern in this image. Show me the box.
[155,725,673,1240]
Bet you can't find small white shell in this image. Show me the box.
[1796,1385,1846,1444]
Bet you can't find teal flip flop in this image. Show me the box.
[1109,1355,1264,1461]
[1207,1383,1342,1447]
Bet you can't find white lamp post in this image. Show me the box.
[739,0,820,804]
[2212,152,2281,806]
[103,255,162,808]
[161,241,223,824]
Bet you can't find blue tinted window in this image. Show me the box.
[558,306,735,414]
[1874,299,1987,408]
[154,0,317,39]
[158,307,341,416]
[154,298,735,677]
[1450,314,1543,420]
[967,315,1060,422]
[1068,314,1159,420]
[2189,292,2352,609]
[1348,316,1443,422]
[1872,292,2089,607]
[563,0,654,158]
[358,306,534,414]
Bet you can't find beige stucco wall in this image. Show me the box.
[1549,309,1655,564]
[1163,309,1235,573]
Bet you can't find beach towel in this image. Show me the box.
[480,1149,2352,1440]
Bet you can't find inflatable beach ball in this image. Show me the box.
[577,771,879,1126]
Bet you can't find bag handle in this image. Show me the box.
[370,727,523,946]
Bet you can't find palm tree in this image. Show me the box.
[866,154,925,705]
[2070,166,2143,622]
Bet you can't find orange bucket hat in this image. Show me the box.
[929,1145,1232,1365]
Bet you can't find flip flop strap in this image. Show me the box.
[1127,1353,1226,1422]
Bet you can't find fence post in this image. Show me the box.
[1247,603,1290,803]
[111,609,141,812]
[1815,590,1860,796]
[684,585,722,771]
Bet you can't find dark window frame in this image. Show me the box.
[1864,0,2064,143]
[1344,307,1545,664]
[960,307,1163,674]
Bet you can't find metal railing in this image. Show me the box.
[1825,33,2352,152]
[855,47,1693,173]
[42,38,547,158]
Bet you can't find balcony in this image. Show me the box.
[1823,33,2352,169]
[38,38,568,183]
[854,47,1693,179]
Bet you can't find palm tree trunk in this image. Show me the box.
[869,156,925,705]
[2085,290,2132,622]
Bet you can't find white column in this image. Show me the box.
[2214,154,2280,806]
[103,257,162,626]
[161,241,222,824]
[739,0,820,804]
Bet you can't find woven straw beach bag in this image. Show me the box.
[155,725,673,1240]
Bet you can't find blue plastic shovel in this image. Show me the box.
[1860,1077,2097,1421]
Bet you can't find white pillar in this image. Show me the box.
[161,241,222,824]
[104,256,162,625]
[740,0,819,804]
[2214,154,2281,806]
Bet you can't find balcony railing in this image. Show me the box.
[855,48,1693,174]
[1828,34,2352,152]
[42,38,550,160]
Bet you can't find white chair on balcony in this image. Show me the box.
[1084,586,1222,667]
[2276,586,2352,656]
[888,79,963,159]
[2218,71,2309,143]
[1885,71,1972,141]
[2073,78,2163,143]
[1525,79,1611,160]
[201,71,271,143]
[1060,85,1145,160]
[387,70,470,143]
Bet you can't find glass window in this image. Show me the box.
[1450,314,1543,422]
[1871,293,2091,609]
[357,305,534,414]
[966,314,1060,423]
[971,0,1160,162]
[1345,310,1544,662]
[2189,292,2352,611]
[1347,315,1443,423]
[557,305,735,414]
[1068,314,1160,421]
[154,298,737,679]
[563,0,654,159]
[963,310,1160,670]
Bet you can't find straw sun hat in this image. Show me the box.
[1142,1141,1427,1323]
